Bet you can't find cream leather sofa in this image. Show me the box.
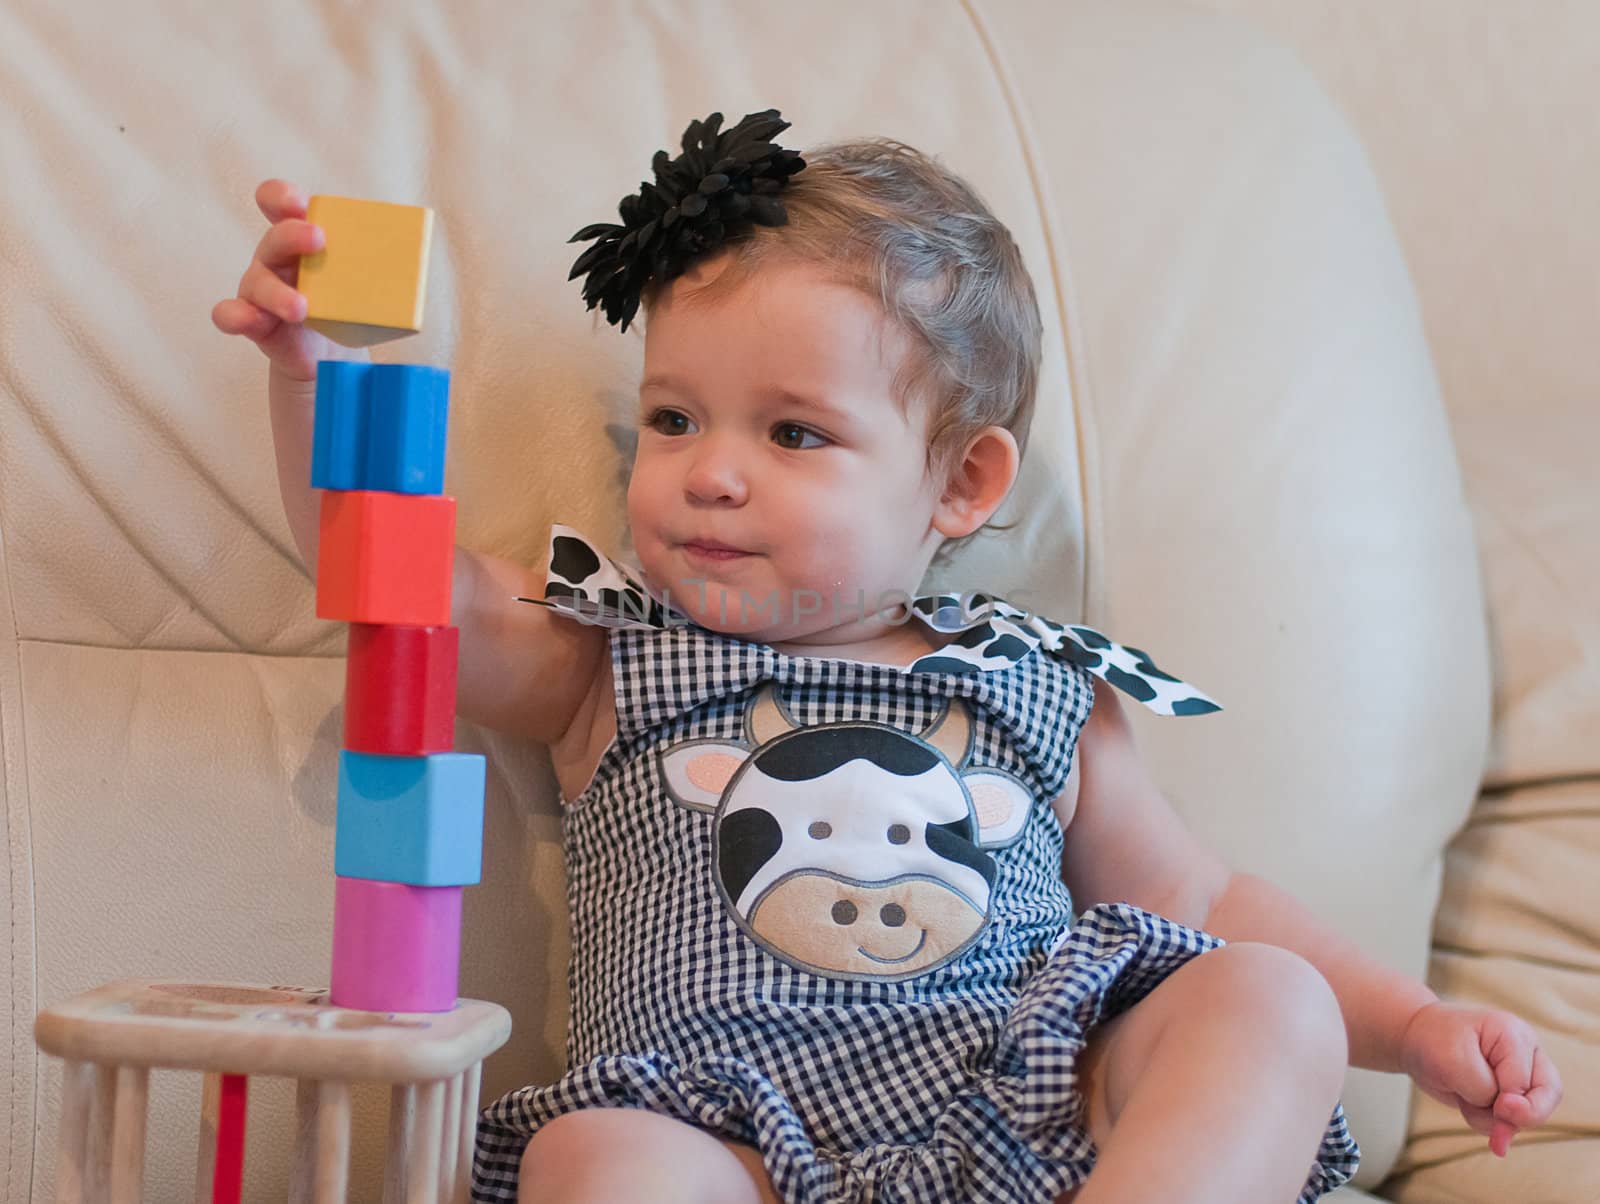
[3,1,1592,1200]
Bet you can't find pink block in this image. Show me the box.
[330,876,462,1012]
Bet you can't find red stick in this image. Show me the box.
[212,1074,248,1204]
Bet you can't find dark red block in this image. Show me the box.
[344,623,459,754]
[213,1073,247,1204]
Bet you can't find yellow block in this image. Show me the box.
[298,195,433,347]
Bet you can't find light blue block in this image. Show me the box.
[334,750,484,886]
[312,361,450,494]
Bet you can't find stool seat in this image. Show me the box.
[35,979,510,1082]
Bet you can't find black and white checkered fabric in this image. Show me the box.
[473,532,1359,1203]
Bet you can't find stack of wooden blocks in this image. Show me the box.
[34,194,511,1204]
[311,367,481,1013]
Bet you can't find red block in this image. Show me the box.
[315,490,454,626]
[344,624,459,754]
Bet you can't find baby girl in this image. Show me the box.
[214,110,1561,1204]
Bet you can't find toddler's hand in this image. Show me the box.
[211,179,370,383]
[1399,1000,1563,1158]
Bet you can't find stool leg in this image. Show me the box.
[289,1079,318,1204]
[313,1081,351,1204]
[382,1084,416,1204]
[194,1073,219,1201]
[405,1081,444,1204]
[109,1065,149,1203]
[54,1060,96,1204]
[84,1062,117,1201]
[438,1073,462,1198]
[453,1061,481,1204]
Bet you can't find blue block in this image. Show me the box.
[311,361,450,494]
[334,750,484,886]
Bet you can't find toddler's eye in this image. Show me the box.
[773,422,826,450]
[644,407,693,436]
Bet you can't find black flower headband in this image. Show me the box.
[567,109,807,332]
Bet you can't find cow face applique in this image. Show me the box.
[658,683,1035,982]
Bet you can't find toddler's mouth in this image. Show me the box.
[682,538,754,561]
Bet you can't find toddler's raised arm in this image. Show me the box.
[215,179,606,746]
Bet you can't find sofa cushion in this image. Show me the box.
[1,0,1486,1197]
[1383,395,1600,1197]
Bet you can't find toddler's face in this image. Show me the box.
[628,252,947,644]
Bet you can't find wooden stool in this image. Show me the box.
[34,980,512,1203]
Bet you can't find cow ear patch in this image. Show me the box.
[969,780,1014,828]
[688,751,744,794]
[659,739,746,812]
[964,769,1034,848]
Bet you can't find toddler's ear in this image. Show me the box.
[934,425,1019,539]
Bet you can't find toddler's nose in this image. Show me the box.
[684,436,748,504]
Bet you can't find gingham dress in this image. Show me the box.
[473,527,1360,1203]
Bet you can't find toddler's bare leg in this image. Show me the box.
[518,1107,782,1204]
[1067,941,1349,1204]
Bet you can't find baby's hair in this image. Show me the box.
[640,137,1044,561]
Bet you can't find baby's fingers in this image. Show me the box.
[1486,1018,1538,1091]
[1454,1098,1516,1158]
[255,178,309,225]
[1498,1045,1563,1127]
[1489,1119,1516,1159]
[237,257,307,325]
[211,297,279,343]
[1457,1096,1496,1137]
[255,219,324,282]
